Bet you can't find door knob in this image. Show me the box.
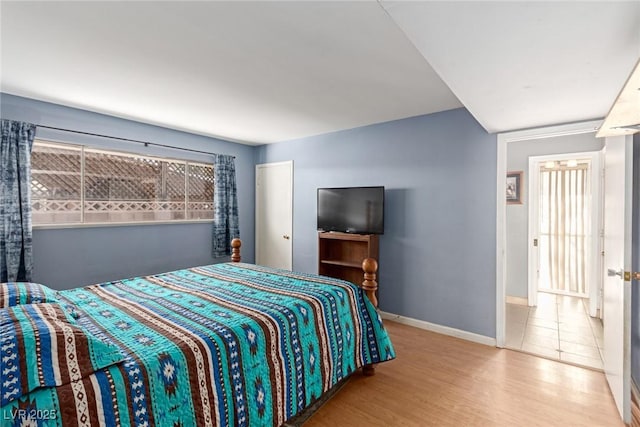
[283,235,290,240]
[607,268,623,277]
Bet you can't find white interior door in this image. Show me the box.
[603,135,633,423]
[256,161,293,270]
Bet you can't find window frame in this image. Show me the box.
[31,139,215,229]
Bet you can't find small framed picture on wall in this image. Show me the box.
[506,171,523,205]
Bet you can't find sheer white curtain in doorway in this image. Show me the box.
[539,165,589,295]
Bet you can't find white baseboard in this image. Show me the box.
[506,295,528,306]
[379,311,497,347]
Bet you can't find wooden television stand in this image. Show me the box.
[318,231,379,292]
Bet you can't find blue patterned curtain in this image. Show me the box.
[212,154,239,257]
[1,120,36,282]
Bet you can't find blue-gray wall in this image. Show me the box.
[256,108,497,338]
[1,93,256,289]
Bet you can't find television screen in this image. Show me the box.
[317,186,384,235]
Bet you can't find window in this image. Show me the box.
[31,140,214,225]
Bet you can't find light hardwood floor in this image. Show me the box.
[306,321,623,426]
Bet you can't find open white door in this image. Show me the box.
[255,161,293,270]
[603,135,633,423]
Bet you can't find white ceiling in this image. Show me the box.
[382,1,640,134]
[1,1,638,145]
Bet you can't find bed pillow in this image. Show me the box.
[0,282,60,307]
[0,303,123,406]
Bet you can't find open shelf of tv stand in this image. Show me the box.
[318,232,379,288]
[319,259,363,268]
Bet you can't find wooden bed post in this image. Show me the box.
[362,257,378,376]
[361,258,378,308]
[231,238,242,262]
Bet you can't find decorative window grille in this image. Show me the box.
[31,140,214,225]
[187,164,215,220]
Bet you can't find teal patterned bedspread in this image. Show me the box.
[2,263,395,426]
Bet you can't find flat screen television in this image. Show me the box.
[317,186,384,235]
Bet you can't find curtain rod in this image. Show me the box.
[36,124,234,158]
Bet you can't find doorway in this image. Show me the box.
[506,149,605,367]
[497,121,608,369]
[504,152,605,369]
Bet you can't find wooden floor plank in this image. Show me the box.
[305,321,623,426]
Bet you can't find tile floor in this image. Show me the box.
[505,291,604,369]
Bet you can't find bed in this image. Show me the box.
[1,239,395,426]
